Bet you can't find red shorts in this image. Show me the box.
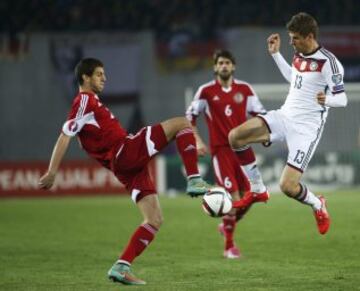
[112,124,168,203]
[211,146,250,193]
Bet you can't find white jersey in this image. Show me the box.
[272,47,345,124]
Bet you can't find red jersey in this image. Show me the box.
[186,79,265,152]
[62,92,127,169]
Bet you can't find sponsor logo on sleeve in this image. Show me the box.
[332,84,344,92]
[332,74,343,85]
[68,120,79,132]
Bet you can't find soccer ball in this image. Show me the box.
[202,187,232,217]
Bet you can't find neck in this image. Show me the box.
[79,86,95,94]
[218,76,233,88]
[304,40,319,55]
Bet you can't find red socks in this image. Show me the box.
[175,128,199,177]
[222,215,236,250]
[234,147,256,165]
[119,223,158,264]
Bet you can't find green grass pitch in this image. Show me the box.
[1,190,360,290]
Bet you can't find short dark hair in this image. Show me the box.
[75,58,104,85]
[213,49,236,65]
[286,12,319,39]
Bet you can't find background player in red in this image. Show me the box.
[186,50,269,258]
[39,58,210,285]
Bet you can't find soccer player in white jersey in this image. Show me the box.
[229,12,347,235]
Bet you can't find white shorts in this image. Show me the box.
[258,110,327,172]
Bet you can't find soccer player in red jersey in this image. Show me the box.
[39,58,210,285]
[186,50,269,258]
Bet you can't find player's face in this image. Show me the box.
[89,67,106,93]
[288,32,312,54]
[214,57,235,81]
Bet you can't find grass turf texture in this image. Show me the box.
[0,190,359,290]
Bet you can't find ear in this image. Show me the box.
[213,64,217,73]
[82,74,89,83]
[307,33,315,40]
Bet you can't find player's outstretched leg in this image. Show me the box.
[160,117,211,197]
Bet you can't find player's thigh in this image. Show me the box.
[160,116,191,141]
[137,194,163,228]
[116,124,168,170]
[229,116,270,144]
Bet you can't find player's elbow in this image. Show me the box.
[336,93,348,107]
[228,128,245,149]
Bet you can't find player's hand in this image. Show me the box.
[196,140,209,157]
[197,146,208,157]
[316,92,326,105]
[39,171,56,189]
[267,33,280,54]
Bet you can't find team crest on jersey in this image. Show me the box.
[309,61,318,71]
[233,93,243,103]
[332,73,343,85]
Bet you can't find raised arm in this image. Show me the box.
[39,133,72,189]
[267,33,292,83]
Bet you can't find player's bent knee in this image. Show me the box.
[146,214,164,229]
[279,180,297,197]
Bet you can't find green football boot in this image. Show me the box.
[186,177,211,197]
[108,263,146,285]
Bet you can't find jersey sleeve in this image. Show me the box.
[246,85,266,117]
[185,87,207,125]
[322,56,345,95]
[322,56,348,107]
[272,52,292,83]
[62,94,93,136]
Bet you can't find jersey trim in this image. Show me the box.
[300,110,326,171]
[286,162,303,173]
[319,48,339,74]
[257,115,272,133]
[77,94,89,118]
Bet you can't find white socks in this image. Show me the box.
[294,183,322,210]
[241,161,266,193]
[303,190,322,210]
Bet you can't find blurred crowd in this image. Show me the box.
[1,0,359,38]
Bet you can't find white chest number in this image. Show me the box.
[225,104,232,116]
[294,74,303,89]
